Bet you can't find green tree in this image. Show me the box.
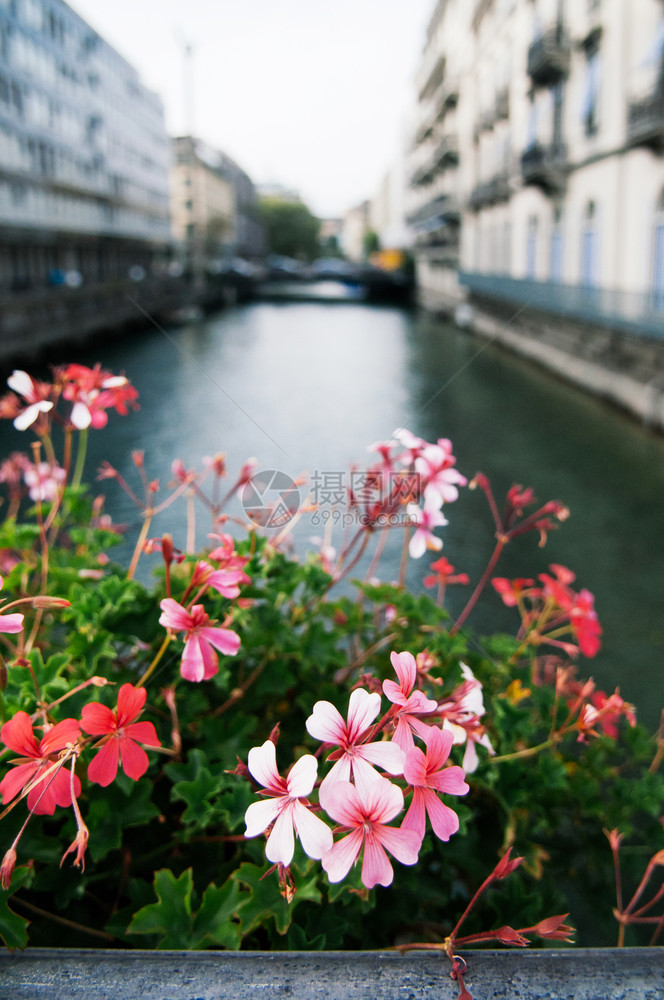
[259,198,321,261]
[363,229,381,257]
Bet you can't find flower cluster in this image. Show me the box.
[356,430,466,558]
[243,649,470,889]
[0,684,160,883]
[0,361,653,972]
[0,364,138,435]
[493,563,603,658]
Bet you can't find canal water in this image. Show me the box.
[4,297,664,728]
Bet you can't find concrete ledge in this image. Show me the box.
[0,948,662,1000]
[468,304,664,430]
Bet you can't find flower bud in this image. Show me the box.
[0,847,17,889]
[495,925,528,946]
[32,596,71,609]
[493,847,523,879]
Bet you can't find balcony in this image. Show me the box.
[473,107,495,139]
[408,194,461,230]
[520,143,567,194]
[626,85,664,150]
[494,86,510,121]
[527,26,571,86]
[434,79,459,122]
[412,118,434,148]
[433,134,459,169]
[468,173,511,210]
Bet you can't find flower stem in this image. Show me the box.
[127,512,153,580]
[451,538,504,635]
[136,634,172,689]
[70,428,88,491]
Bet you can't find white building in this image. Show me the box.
[409,0,664,329]
[0,0,171,292]
[369,150,413,252]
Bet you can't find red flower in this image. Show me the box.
[0,712,80,814]
[81,684,160,787]
[60,363,138,430]
[569,589,602,657]
[423,556,469,589]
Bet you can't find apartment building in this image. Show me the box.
[0,0,172,293]
[170,137,235,255]
[171,137,264,264]
[409,0,664,332]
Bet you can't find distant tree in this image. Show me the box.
[259,198,321,261]
[363,229,381,257]
[320,234,343,258]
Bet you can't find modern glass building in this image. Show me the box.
[0,0,171,293]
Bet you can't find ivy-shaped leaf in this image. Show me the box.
[0,865,33,950]
[192,879,248,949]
[126,868,194,948]
[86,780,160,863]
[167,750,225,829]
[232,860,322,936]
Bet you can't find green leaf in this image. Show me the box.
[232,860,322,937]
[126,868,194,949]
[167,750,225,829]
[0,865,33,950]
[86,780,160,863]
[192,879,247,949]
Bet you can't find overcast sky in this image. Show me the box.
[68,0,435,218]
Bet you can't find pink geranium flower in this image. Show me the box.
[60,363,138,430]
[0,576,23,634]
[306,689,405,791]
[244,740,333,865]
[81,683,161,787]
[383,651,438,751]
[407,496,447,559]
[23,460,66,503]
[439,664,495,773]
[191,559,249,600]
[320,777,421,888]
[159,598,241,681]
[0,712,80,814]
[6,370,53,431]
[415,439,467,505]
[402,727,469,844]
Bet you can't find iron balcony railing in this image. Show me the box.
[527,26,571,85]
[458,271,664,340]
[468,173,511,211]
[520,143,568,194]
[433,134,459,169]
[434,79,459,122]
[408,194,461,230]
[627,85,664,150]
[494,86,510,121]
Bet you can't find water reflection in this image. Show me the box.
[4,301,663,727]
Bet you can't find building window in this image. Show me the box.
[581,45,600,137]
[652,189,664,310]
[581,200,599,286]
[526,215,538,278]
[526,95,537,148]
[502,221,511,275]
[550,206,564,281]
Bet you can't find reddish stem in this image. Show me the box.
[451,539,505,635]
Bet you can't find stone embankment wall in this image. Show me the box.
[0,279,245,370]
[418,279,664,432]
